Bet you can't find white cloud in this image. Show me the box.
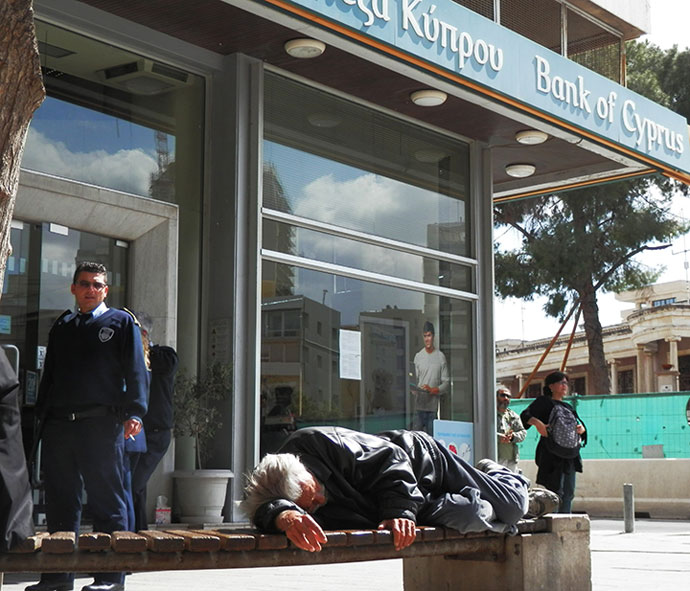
[22,128,158,196]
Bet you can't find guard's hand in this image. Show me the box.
[124,418,142,440]
[275,510,327,552]
[379,518,416,551]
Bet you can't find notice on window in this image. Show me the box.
[339,329,361,380]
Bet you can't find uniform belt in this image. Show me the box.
[49,406,115,421]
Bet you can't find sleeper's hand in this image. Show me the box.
[275,510,327,552]
[379,518,416,551]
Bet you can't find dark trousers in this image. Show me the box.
[40,415,128,585]
[130,429,172,531]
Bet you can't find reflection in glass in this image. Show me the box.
[260,264,473,454]
[263,74,470,256]
[263,219,473,292]
[26,20,204,205]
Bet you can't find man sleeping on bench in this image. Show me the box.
[242,426,558,552]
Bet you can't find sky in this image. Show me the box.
[493,0,690,343]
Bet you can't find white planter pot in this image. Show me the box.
[172,469,233,524]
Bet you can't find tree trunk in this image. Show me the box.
[579,280,611,394]
[0,0,45,296]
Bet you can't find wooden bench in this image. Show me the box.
[0,515,591,591]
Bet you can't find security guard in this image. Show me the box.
[27,262,149,591]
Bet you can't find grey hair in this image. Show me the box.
[240,453,312,522]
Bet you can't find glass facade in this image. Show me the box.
[260,74,477,453]
[27,21,204,205]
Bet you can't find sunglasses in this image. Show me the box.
[76,280,107,291]
[498,393,511,399]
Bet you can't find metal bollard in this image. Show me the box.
[623,483,634,533]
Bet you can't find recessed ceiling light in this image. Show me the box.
[307,113,342,128]
[515,130,549,145]
[410,89,447,107]
[414,149,448,163]
[284,38,326,59]
[505,163,536,178]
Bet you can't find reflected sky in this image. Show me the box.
[264,141,467,255]
[23,96,174,197]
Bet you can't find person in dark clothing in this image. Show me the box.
[129,313,178,531]
[0,347,34,550]
[520,371,587,513]
[27,262,149,591]
[242,426,558,552]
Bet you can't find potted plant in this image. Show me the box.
[171,362,233,524]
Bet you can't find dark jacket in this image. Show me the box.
[37,308,149,421]
[0,348,33,550]
[253,426,452,532]
[143,345,178,431]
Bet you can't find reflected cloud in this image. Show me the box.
[296,173,434,246]
[22,128,158,196]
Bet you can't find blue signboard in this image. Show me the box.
[278,0,690,175]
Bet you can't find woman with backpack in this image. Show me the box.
[520,371,587,513]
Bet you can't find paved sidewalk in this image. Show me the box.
[3,518,689,590]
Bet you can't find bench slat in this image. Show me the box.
[255,533,288,550]
[137,530,186,553]
[418,527,444,542]
[343,530,375,546]
[11,532,51,553]
[204,530,257,551]
[43,532,75,554]
[79,532,111,552]
[165,530,221,552]
[111,531,148,553]
[322,531,348,547]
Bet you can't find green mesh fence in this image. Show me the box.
[508,392,690,459]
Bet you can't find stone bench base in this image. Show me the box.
[403,514,590,591]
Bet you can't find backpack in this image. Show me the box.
[545,401,582,458]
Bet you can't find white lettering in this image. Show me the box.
[622,100,637,132]
[536,55,550,94]
[606,92,617,124]
[422,4,439,42]
[596,96,608,120]
[457,31,473,69]
[372,0,390,21]
[401,0,424,36]
[400,0,503,73]
[577,76,592,113]
[474,39,488,65]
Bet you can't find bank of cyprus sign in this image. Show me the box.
[280,0,690,175]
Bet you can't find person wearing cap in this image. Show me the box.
[496,386,526,472]
[411,321,449,434]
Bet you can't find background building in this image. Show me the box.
[496,281,690,396]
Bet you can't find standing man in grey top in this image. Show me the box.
[411,321,449,434]
[496,386,526,472]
